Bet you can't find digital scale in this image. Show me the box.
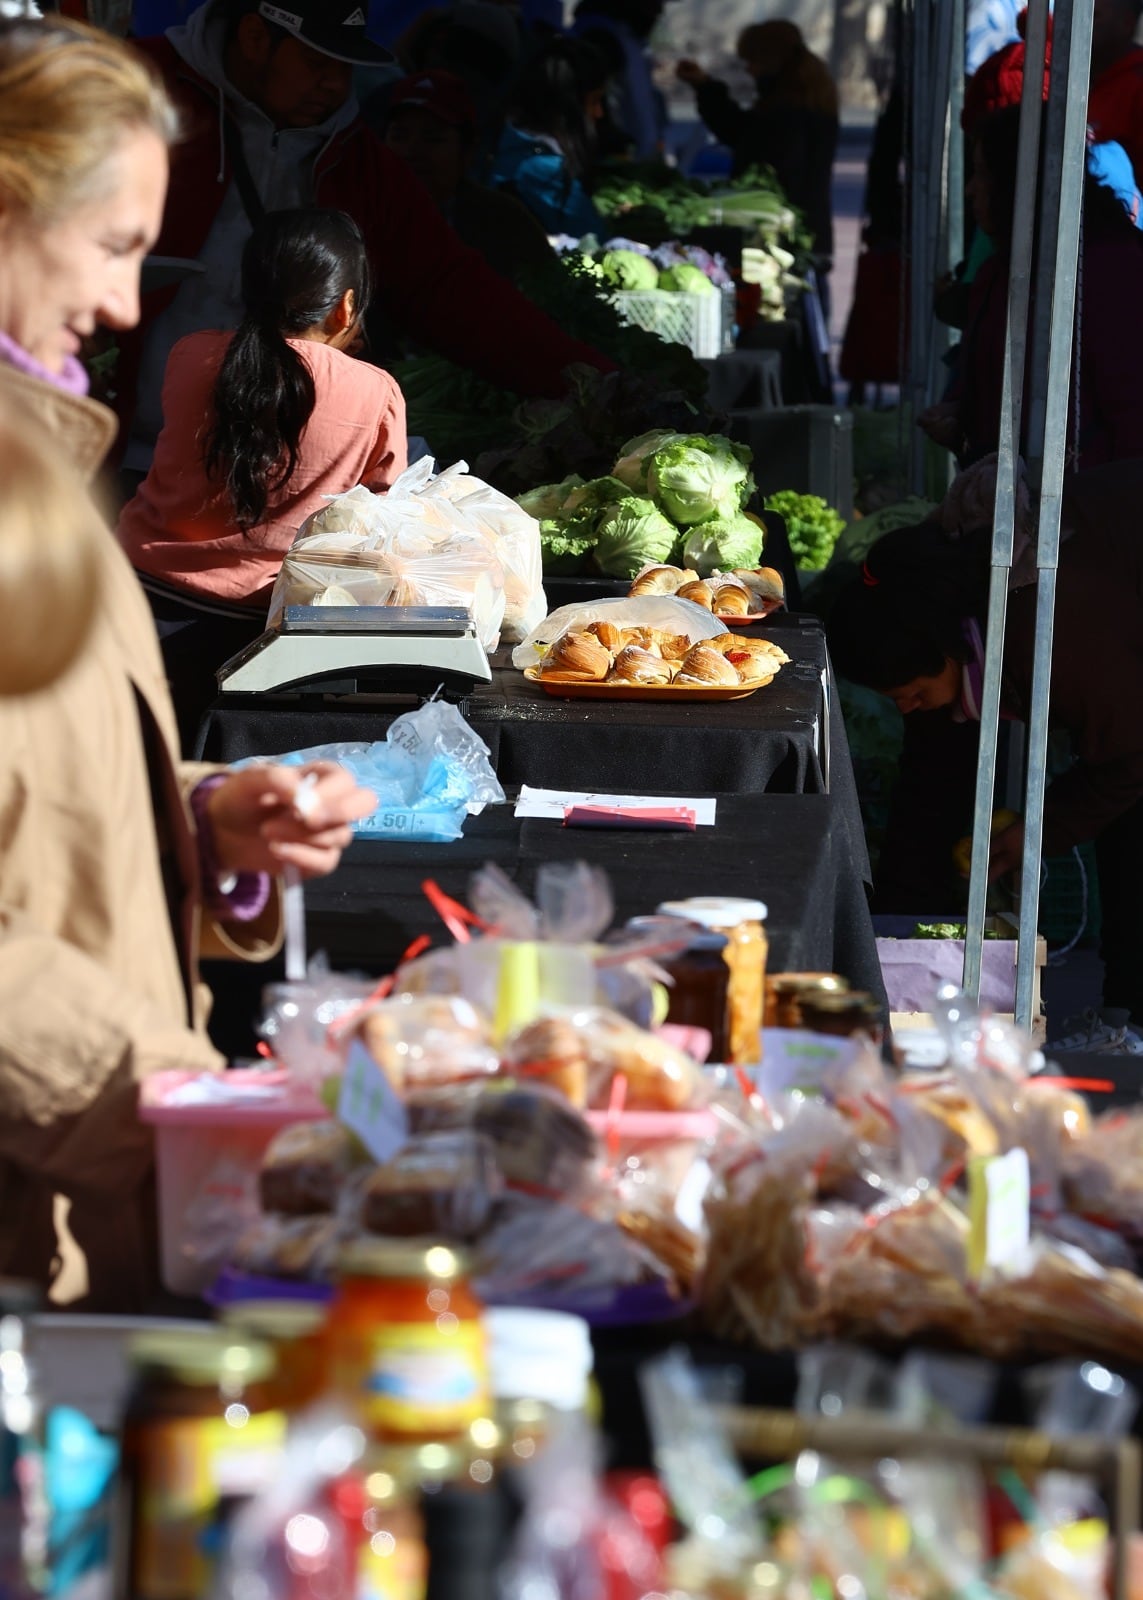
[216,605,492,700]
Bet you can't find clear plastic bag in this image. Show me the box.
[245,699,504,844]
[511,594,726,670]
[267,463,509,651]
[353,993,499,1090]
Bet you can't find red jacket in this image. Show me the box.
[116,37,611,444]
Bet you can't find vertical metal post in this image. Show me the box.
[1014,0,1093,1028]
[924,0,957,410]
[947,0,966,273]
[908,0,932,493]
[961,0,1050,998]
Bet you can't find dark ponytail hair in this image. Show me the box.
[204,206,372,531]
[511,36,609,183]
[827,519,991,690]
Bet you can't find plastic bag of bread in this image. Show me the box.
[502,1007,703,1111]
[472,1081,598,1198]
[259,1121,359,1216]
[231,1213,349,1282]
[511,595,724,671]
[417,461,546,643]
[261,966,379,1084]
[357,1129,501,1241]
[355,994,499,1093]
[1062,1108,1143,1239]
[472,1191,676,1301]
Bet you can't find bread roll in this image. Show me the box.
[629,564,689,596]
[676,580,715,609]
[733,567,786,606]
[675,644,740,686]
[608,645,676,685]
[712,583,751,616]
[504,1016,590,1107]
[586,619,625,652]
[539,628,612,681]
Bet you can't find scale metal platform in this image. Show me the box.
[216,605,492,700]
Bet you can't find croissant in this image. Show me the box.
[586,620,625,652]
[707,632,790,664]
[711,583,751,616]
[656,632,693,662]
[676,580,715,609]
[540,628,612,681]
[675,645,741,686]
[619,626,663,654]
[629,564,688,597]
[733,566,786,605]
[608,645,676,685]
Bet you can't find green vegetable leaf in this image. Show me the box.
[593,496,678,578]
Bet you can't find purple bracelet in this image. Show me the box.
[191,775,272,924]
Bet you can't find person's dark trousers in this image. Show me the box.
[1094,795,1143,1025]
[145,586,267,757]
[873,709,981,913]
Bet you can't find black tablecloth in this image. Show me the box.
[197,613,828,795]
[203,787,883,1059]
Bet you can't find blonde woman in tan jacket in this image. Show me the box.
[0,16,375,1309]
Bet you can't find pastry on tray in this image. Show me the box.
[629,564,699,596]
[608,644,676,685]
[539,628,612,681]
[674,644,741,686]
[710,582,751,616]
[675,579,715,609]
[531,621,786,690]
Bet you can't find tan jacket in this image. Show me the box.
[0,362,280,1288]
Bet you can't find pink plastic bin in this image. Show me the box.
[139,1070,326,1296]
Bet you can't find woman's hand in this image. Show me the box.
[205,762,376,881]
[988,818,1026,881]
[676,58,708,86]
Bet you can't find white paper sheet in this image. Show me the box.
[514,785,717,824]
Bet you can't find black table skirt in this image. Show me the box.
[203,789,884,1060]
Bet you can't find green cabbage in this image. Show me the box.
[681,514,765,577]
[560,475,634,517]
[515,474,586,521]
[599,248,660,292]
[658,262,717,296]
[648,434,753,526]
[593,497,678,578]
[539,517,598,574]
[612,429,683,492]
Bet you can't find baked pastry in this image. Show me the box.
[618,626,662,654]
[676,580,715,609]
[656,632,693,662]
[608,645,675,685]
[502,1015,589,1106]
[259,1121,356,1216]
[360,1131,498,1240]
[586,619,625,652]
[711,582,751,616]
[539,628,611,681]
[733,567,786,606]
[586,1010,702,1110]
[707,632,790,665]
[473,1084,597,1196]
[674,644,741,686]
[233,1214,344,1280]
[358,994,497,1091]
[630,564,693,596]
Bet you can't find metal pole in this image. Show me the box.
[908,0,932,493]
[925,0,957,410]
[1014,0,1093,1028]
[947,0,966,272]
[961,0,1050,997]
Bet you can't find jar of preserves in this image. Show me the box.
[658,898,768,1064]
[116,1331,283,1600]
[798,990,884,1044]
[220,1298,328,1411]
[765,972,849,1029]
[329,1243,489,1445]
[628,916,731,1062]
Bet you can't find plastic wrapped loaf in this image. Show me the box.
[267,456,547,649]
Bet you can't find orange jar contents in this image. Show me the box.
[658,897,768,1064]
[328,1242,489,1444]
[220,1299,328,1412]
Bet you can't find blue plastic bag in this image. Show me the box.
[241,700,504,843]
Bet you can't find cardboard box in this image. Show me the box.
[875,915,1046,1042]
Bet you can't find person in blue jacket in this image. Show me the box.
[492,35,609,238]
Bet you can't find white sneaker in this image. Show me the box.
[1051,1008,1143,1055]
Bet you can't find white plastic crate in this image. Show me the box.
[613,286,732,359]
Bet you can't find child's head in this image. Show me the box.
[241,206,372,351]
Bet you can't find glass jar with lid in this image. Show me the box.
[116,1330,284,1600]
[798,990,884,1044]
[658,898,768,1064]
[328,1242,489,1446]
[221,1298,328,1411]
[765,972,849,1029]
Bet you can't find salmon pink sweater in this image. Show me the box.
[118,330,406,608]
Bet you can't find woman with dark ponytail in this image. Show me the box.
[829,456,1143,1030]
[119,205,406,748]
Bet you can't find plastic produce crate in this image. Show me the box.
[728,404,855,521]
[613,286,732,359]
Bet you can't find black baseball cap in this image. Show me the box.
[257,2,394,66]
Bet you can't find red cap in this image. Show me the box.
[386,70,479,132]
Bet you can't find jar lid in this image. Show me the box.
[800,990,881,1019]
[128,1329,276,1386]
[337,1239,470,1282]
[221,1300,327,1341]
[768,972,848,995]
[657,897,768,927]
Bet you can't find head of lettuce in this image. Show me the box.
[593,497,679,578]
[648,435,754,527]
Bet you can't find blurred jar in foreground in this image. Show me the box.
[659,898,768,1064]
[765,972,849,1029]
